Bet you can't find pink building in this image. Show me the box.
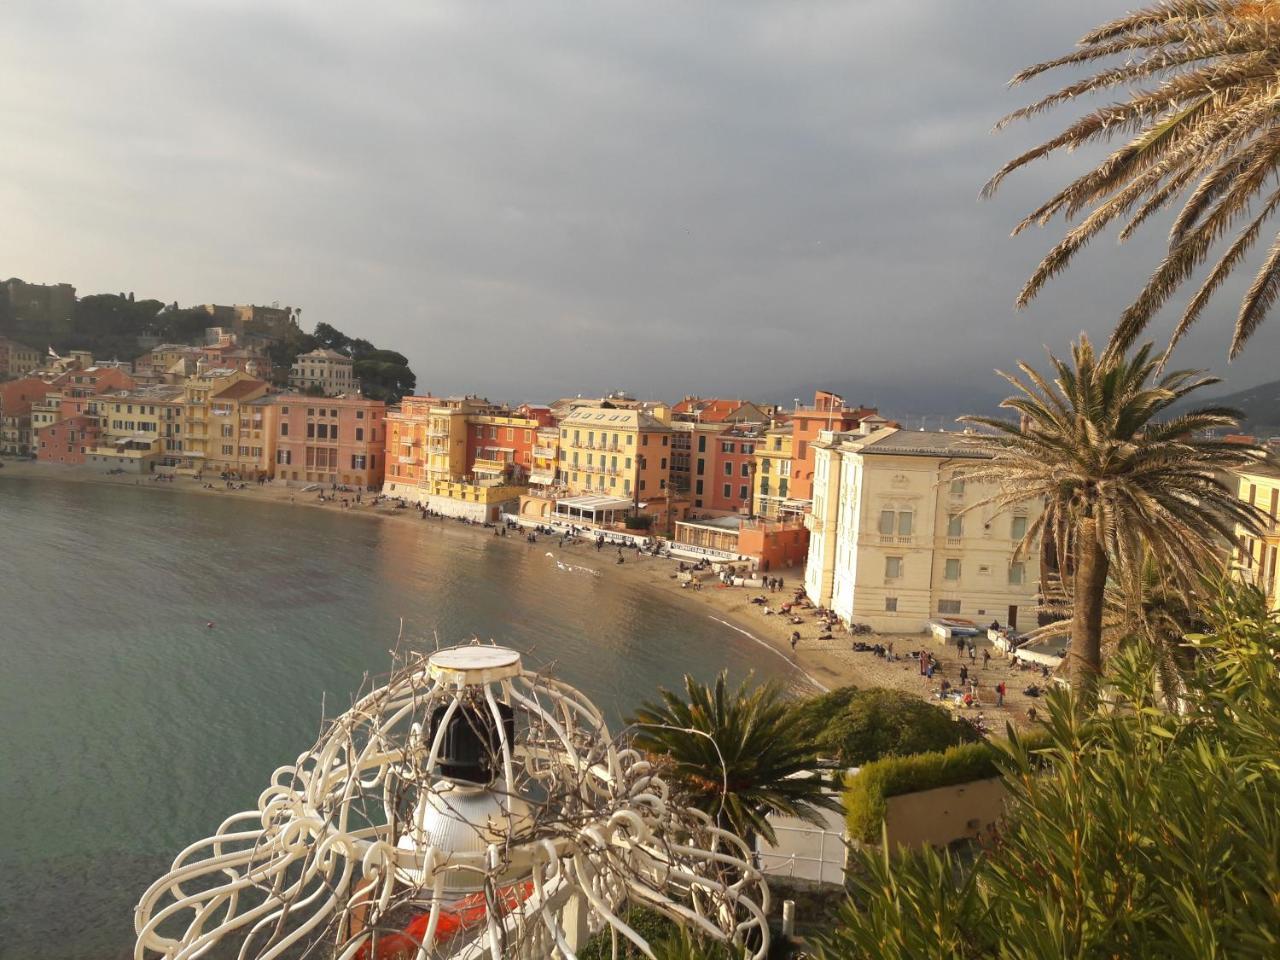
[36,414,100,465]
[271,394,386,488]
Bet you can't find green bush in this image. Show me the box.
[790,687,978,766]
[577,906,679,960]
[623,514,653,530]
[818,585,1280,959]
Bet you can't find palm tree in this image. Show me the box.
[628,672,840,846]
[985,2,1280,359]
[960,335,1266,700]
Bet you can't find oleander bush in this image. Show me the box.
[817,585,1280,959]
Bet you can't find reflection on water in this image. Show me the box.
[0,476,802,959]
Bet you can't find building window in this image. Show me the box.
[950,477,965,496]
[280,423,289,437]
[944,558,961,580]
[739,484,748,499]
[1009,562,1026,585]
[938,599,962,614]
[722,442,734,453]
[723,483,732,498]
[1011,515,1028,541]
[879,510,895,535]
[698,435,706,453]
[723,461,733,476]
[885,597,898,612]
[355,427,364,441]
[885,556,902,579]
[356,410,364,419]
[695,479,703,495]
[947,513,963,537]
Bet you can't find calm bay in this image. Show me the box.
[0,476,803,959]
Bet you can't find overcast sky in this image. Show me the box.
[2,1,1277,409]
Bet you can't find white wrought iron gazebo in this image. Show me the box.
[134,643,770,959]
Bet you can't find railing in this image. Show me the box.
[472,458,507,473]
[398,455,418,465]
[946,536,961,546]
[532,446,555,458]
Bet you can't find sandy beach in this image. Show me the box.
[0,459,1040,727]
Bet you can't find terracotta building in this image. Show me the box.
[272,394,386,488]
[789,391,887,505]
[36,414,100,465]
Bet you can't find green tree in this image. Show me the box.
[354,350,416,402]
[817,585,1280,960]
[790,688,978,767]
[986,2,1280,359]
[629,672,841,846]
[960,335,1265,700]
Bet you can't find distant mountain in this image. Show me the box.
[1189,378,1280,437]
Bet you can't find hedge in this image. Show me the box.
[844,730,1053,844]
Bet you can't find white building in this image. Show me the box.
[289,348,355,396]
[804,428,1041,633]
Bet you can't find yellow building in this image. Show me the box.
[752,424,795,519]
[205,377,272,478]
[530,425,559,488]
[557,406,672,501]
[1232,466,1280,611]
[88,385,186,471]
[178,369,260,475]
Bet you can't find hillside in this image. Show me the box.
[1194,378,1280,436]
[0,279,416,401]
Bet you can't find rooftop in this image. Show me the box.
[212,379,268,401]
[560,407,671,432]
[856,428,991,459]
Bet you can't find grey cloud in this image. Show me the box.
[2,0,1276,410]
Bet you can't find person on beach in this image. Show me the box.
[959,664,969,685]
[996,681,1006,707]
[790,631,799,651]
[969,642,977,663]
[982,648,991,669]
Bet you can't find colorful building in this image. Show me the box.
[204,378,273,479]
[92,385,187,472]
[0,377,58,455]
[1231,465,1280,612]
[789,391,887,505]
[804,428,1042,633]
[752,424,797,519]
[36,414,100,465]
[178,369,258,473]
[706,424,764,515]
[272,394,386,488]
[672,516,808,572]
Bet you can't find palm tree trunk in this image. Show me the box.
[1070,518,1108,705]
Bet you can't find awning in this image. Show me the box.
[554,495,633,513]
[473,464,505,475]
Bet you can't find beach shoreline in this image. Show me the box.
[0,459,1037,725]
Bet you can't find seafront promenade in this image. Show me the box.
[0,459,1038,727]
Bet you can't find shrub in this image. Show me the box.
[790,687,978,767]
[817,586,1280,959]
[623,514,653,530]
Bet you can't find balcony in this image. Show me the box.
[946,536,961,547]
[472,457,508,475]
[533,445,555,458]
[398,455,419,465]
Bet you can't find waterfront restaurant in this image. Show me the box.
[672,515,748,561]
[552,494,634,527]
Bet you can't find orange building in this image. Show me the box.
[789,391,887,504]
[271,394,386,488]
[706,424,765,515]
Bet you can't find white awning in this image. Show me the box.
[554,495,633,512]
